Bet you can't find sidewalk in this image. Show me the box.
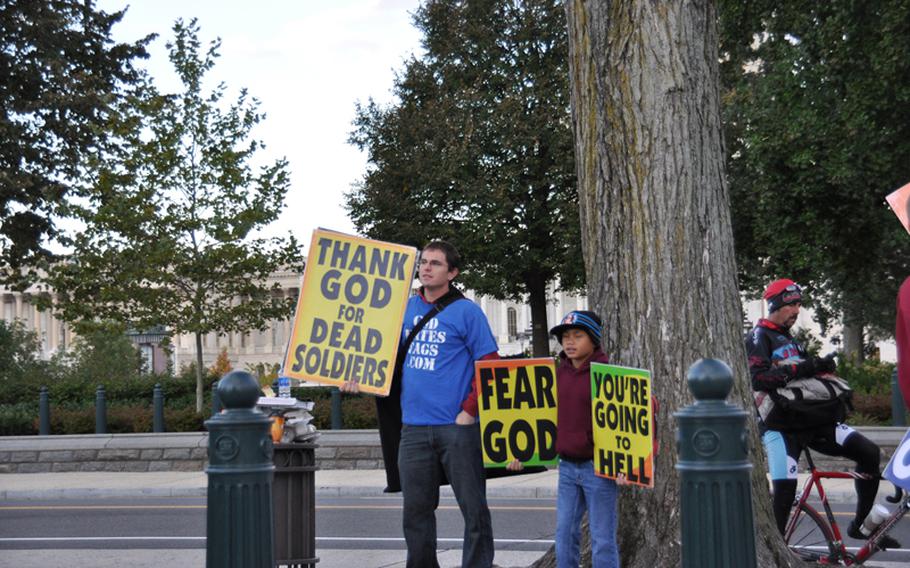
[1,470,905,568]
[0,468,889,502]
[0,468,560,500]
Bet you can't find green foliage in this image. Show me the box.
[50,324,143,386]
[0,320,48,383]
[347,0,581,354]
[839,358,896,396]
[0,402,37,436]
[0,0,150,276]
[791,327,823,358]
[720,1,910,338]
[44,18,303,412]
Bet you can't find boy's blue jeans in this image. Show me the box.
[556,459,619,568]
[398,423,494,568]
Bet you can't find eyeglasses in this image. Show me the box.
[419,258,447,268]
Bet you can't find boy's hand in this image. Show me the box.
[339,381,360,394]
[615,474,629,486]
[455,410,475,425]
[506,459,524,472]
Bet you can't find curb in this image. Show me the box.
[0,485,559,501]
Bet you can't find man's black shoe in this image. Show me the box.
[848,520,902,549]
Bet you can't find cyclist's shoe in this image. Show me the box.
[847,520,902,549]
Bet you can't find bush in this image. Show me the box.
[840,359,895,395]
[0,402,37,435]
[850,393,891,425]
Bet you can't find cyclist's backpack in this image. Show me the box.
[754,374,853,431]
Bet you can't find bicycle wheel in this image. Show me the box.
[785,502,839,563]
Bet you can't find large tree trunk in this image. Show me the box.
[527,271,552,357]
[533,2,801,567]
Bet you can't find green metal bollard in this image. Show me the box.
[39,386,50,435]
[675,359,756,568]
[205,370,275,568]
[153,383,166,433]
[95,385,107,434]
[891,368,906,427]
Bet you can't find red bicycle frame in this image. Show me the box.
[785,449,908,565]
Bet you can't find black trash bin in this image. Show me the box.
[273,442,319,567]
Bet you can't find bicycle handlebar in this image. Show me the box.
[886,485,904,504]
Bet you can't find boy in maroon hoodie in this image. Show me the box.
[509,310,619,568]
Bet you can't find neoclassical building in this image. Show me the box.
[168,272,590,369]
[2,273,895,371]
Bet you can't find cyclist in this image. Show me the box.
[746,279,900,548]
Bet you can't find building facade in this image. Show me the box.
[2,275,896,371]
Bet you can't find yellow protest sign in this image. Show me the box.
[590,362,654,488]
[475,358,558,468]
[282,229,417,396]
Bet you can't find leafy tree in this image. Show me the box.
[347,0,582,355]
[0,319,47,382]
[0,0,149,277]
[720,0,910,359]
[556,1,794,566]
[50,323,143,385]
[209,347,232,378]
[46,19,302,412]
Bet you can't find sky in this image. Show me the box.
[96,0,424,251]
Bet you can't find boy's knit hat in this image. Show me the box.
[549,310,602,346]
[764,278,802,313]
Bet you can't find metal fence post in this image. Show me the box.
[331,388,342,430]
[205,370,274,568]
[891,368,906,426]
[153,383,166,433]
[675,358,756,568]
[95,385,107,434]
[39,386,50,435]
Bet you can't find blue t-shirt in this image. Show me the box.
[400,294,498,425]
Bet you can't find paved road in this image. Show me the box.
[2,495,909,566]
[0,494,555,565]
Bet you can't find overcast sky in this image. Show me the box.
[97,0,424,251]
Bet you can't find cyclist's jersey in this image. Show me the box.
[745,319,813,392]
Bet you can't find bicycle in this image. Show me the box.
[784,447,908,565]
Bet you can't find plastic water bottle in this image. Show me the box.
[860,504,890,536]
[278,376,291,398]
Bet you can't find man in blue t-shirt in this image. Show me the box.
[398,240,498,568]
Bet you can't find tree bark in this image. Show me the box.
[195,331,204,414]
[534,1,803,567]
[527,271,552,357]
[842,320,864,364]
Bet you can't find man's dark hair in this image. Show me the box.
[423,240,461,271]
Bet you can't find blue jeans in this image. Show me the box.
[398,423,494,568]
[556,459,619,568]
